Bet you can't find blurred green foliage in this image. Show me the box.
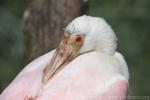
[0,0,150,95]
[0,0,24,92]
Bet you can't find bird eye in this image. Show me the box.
[75,35,84,45]
[76,36,82,42]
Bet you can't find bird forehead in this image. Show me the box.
[65,15,106,37]
[65,16,91,35]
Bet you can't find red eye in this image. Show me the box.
[76,36,82,43]
[75,35,84,45]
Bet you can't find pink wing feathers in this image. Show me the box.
[0,51,54,100]
[97,80,128,100]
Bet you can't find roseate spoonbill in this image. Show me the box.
[0,15,129,100]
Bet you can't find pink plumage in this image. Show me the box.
[0,15,129,100]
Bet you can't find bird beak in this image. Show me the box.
[42,32,79,85]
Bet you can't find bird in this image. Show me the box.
[0,15,129,100]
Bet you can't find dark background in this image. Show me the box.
[0,0,150,95]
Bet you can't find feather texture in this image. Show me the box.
[0,51,129,100]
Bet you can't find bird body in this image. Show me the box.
[0,15,129,100]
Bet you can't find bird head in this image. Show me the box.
[42,15,117,84]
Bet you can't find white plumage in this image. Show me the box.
[0,15,129,100]
[66,15,117,55]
